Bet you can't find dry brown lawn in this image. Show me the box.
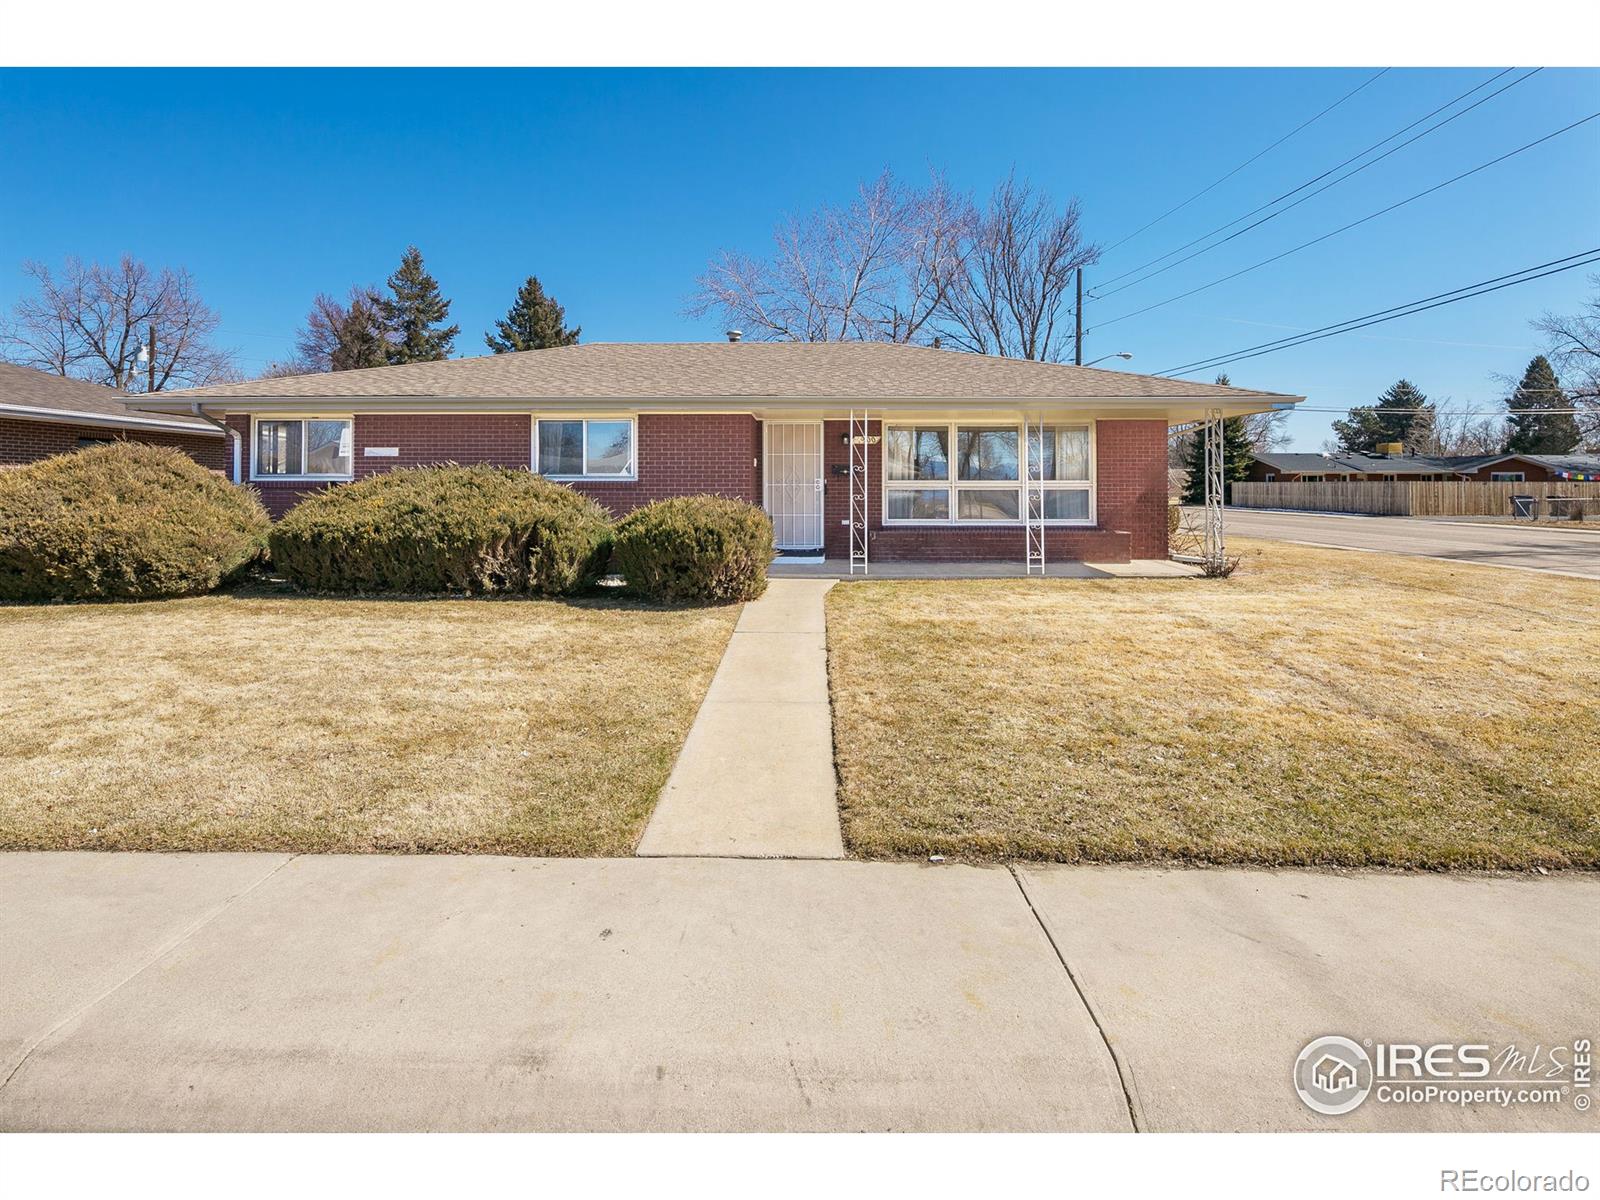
[0,588,738,855]
[826,540,1600,869]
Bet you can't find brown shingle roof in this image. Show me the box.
[0,363,218,433]
[164,342,1300,403]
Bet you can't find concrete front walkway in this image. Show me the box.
[1,853,1593,1132]
[635,579,845,859]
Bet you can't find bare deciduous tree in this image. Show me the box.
[689,170,973,345]
[264,287,388,377]
[1427,402,1506,455]
[689,168,1096,361]
[1532,276,1600,449]
[935,174,1098,362]
[2,256,238,391]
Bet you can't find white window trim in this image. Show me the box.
[249,416,355,482]
[532,415,638,482]
[881,420,1096,527]
[1490,471,1526,482]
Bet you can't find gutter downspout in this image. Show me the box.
[190,403,241,483]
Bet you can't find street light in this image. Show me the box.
[1082,351,1133,367]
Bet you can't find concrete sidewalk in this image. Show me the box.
[1,852,1594,1132]
[635,579,844,858]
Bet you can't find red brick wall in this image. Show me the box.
[1458,458,1560,483]
[231,412,761,518]
[565,413,759,516]
[817,418,1167,563]
[1097,419,1170,559]
[354,414,532,478]
[0,416,226,471]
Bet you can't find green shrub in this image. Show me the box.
[612,495,773,603]
[268,465,612,595]
[0,442,269,601]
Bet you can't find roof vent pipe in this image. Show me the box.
[725,329,743,343]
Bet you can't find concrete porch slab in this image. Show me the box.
[769,559,1201,580]
[0,855,1132,1132]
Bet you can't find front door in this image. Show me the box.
[763,421,825,551]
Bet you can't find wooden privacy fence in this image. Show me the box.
[1231,480,1600,517]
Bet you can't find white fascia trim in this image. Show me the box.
[0,402,224,436]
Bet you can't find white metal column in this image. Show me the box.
[1203,407,1226,570]
[1025,413,1046,575]
[848,409,870,575]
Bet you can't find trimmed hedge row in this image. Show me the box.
[1,450,776,605]
[268,466,614,595]
[612,495,773,603]
[0,443,270,601]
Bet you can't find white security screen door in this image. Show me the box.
[763,421,825,550]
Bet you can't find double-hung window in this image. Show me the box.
[1030,425,1093,520]
[535,418,636,480]
[253,418,353,479]
[883,421,1093,524]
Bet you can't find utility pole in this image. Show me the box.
[1074,268,1083,366]
[147,323,157,393]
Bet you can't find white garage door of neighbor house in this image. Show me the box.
[763,421,825,551]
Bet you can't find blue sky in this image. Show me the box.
[2,67,1596,449]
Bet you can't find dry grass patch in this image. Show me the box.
[0,588,738,855]
[826,540,1600,869]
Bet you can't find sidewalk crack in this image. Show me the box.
[0,853,299,1097]
[1008,864,1143,1132]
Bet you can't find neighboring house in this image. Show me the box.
[1247,450,1600,485]
[0,363,226,470]
[145,341,1300,563]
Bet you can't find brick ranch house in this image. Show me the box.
[144,342,1302,564]
[0,362,225,469]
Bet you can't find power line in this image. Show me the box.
[1273,407,1588,415]
[1099,70,1390,255]
[1159,250,1599,374]
[1090,110,1600,334]
[1154,248,1600,377]
[1093,68,1540,298]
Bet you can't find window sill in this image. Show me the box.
[541,475,638,483]
[250,475,354,483]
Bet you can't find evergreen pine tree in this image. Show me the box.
[485,275,581,353]
[1330,379,1435,453]
[1503,355,1579,453]
[1181,374,1254,503]
[379,246,459,364]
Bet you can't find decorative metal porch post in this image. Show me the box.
[849,409,870,575]
[1203,407,1225,571]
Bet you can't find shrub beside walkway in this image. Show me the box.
[635,580,845,858]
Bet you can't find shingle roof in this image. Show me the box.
[1254,451,1462,476]
[1254,449,1600,476]
[1524,453,1600,475]
[163,342,1301,403]
[0,363,218,434]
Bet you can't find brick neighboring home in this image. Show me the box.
[144,341,1301,564]
[1247,449,1600,484]
[0,363,226,470]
